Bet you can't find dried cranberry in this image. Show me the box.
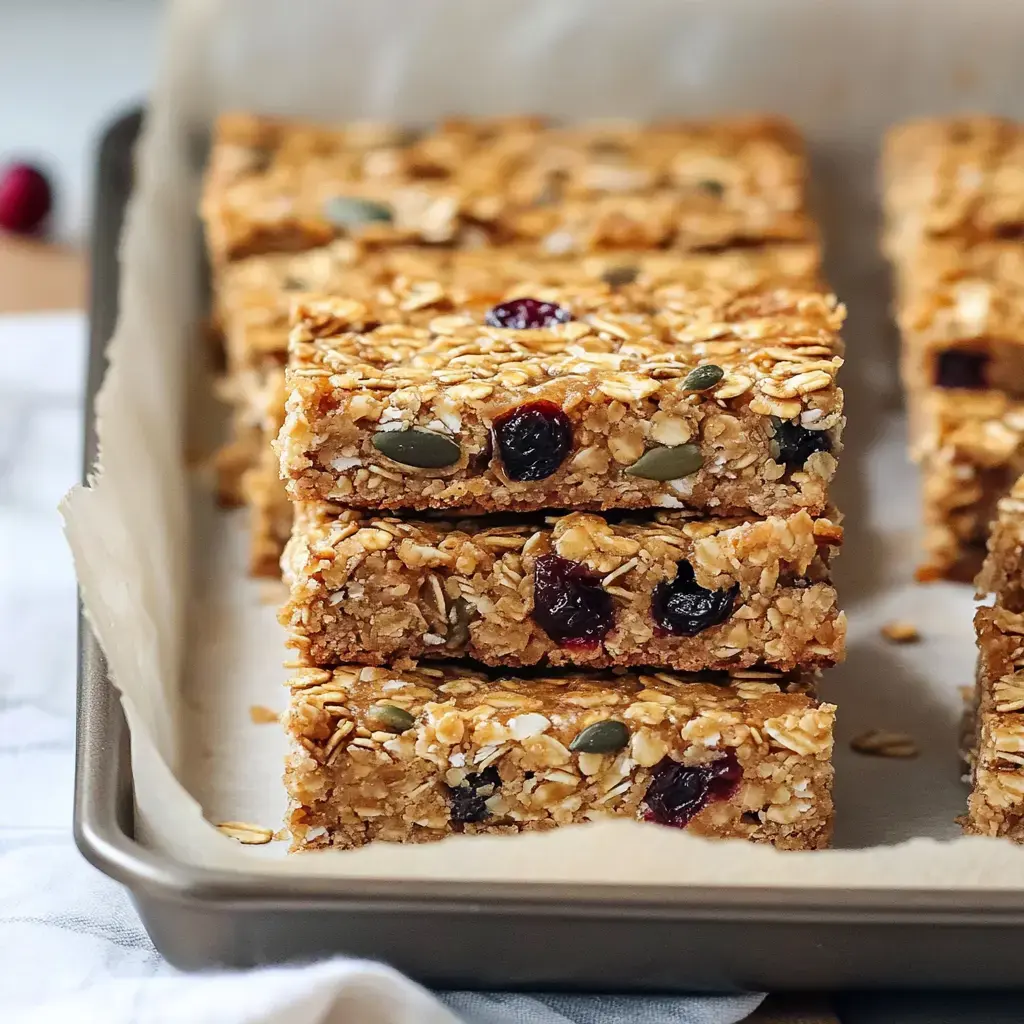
[935,350,988,390]
[772,420,831,468]
[447,766,501,824]
[485,297,573,330]
[652,560,738,636]
[493,401,573,481]
[532,554,615,647]
[642,752,742,828]
[0,164,52,234]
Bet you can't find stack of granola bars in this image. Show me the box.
[202,114,844,852]
[884,117,1024,581]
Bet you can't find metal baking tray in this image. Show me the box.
[75,108,1024,989]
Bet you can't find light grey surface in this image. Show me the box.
[0,0,159,240]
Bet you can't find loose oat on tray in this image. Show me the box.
[277,284,845,517]
[284,663,835,851]
[281,503,845,673]
[202,113,817,268]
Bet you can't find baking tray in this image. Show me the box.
[74,107,1024,990]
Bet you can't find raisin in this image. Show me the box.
[485,297,573,330]
[772,420,832,468]
[652,560,738,636]
[532,554,615,647]
[935,350,988,390]
[447,766,501,825]
[642,752,742,828]
[493,400,573,481]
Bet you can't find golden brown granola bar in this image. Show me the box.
[217,244,824,573]
[964,605,1024,841]
[217,240,824,375]
[278,284,844,517]
[976,474,1024,610]
[284,662,835,851]
[281,503,844,673]
[883,116,1024,257]
[911,389,1024,581]
[202,113,816,268]
[896,240,1024,397]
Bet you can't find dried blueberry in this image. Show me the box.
[771,419,832,468]
[447,766,502,825]
[485,298,573,330]
[493,401,573,481]
[532,554,615,647]
[935,350,988,390]
[652,560,738,636]
[642,752,742,828]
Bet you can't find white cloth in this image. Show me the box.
[0,840,763,1024]
[0,312,765,1022]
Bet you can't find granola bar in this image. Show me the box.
[964,605,1024,840]
[284,662,835,851]
[883,116,1024,257]
[217,240,824,375]
[976,474,1024,610]
[911,388,1024,581]
[202,113,816,268]
[217,244,824,573]
[281,503,844,673]
[278,285,844,517]
[897,240,1024,397]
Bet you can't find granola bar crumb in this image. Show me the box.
[880,620,921,644]
[216,821,275,844]
[850,729,919,758]
[249,704,280,725]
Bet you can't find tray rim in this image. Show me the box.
[74,106,1024,931]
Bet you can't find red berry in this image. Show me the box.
[485,298,572,330]
[0,164,52,234]
[642,752,742,828]
[532,554,615,647]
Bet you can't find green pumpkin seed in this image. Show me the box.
[368,704,415,733]
[601,264,639,287]
[322,196,394,228]
[682,364,724,391]
[445,597,473,649]
[569,719,629,754]
[372,429,461,469]
[625,444,704,481]
[698,179,724,197]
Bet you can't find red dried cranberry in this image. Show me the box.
[772,420,831,468]
[652,560,738,636]
[485,297,573,330]
[0,163,52,234]
[642,752,742,828]
[493,400,573,481]
[935,350,988,390]
[447,766,501,824]
[532,553,615,647]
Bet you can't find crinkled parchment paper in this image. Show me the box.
[62,0,1024,885]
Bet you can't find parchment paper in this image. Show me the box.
[62,0,1024,886]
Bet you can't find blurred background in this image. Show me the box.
[1,0,159,241]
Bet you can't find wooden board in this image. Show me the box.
[0,236,84,313]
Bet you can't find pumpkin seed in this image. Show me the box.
[372,429,461,469]
[682,364,724,391]
[367,704,415,733]
[322,196,393,228]
[445,597,473,649]
[601,264,639,287]
[625,444,703,481]
[698,179,724,197]
[569,719,629,754]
